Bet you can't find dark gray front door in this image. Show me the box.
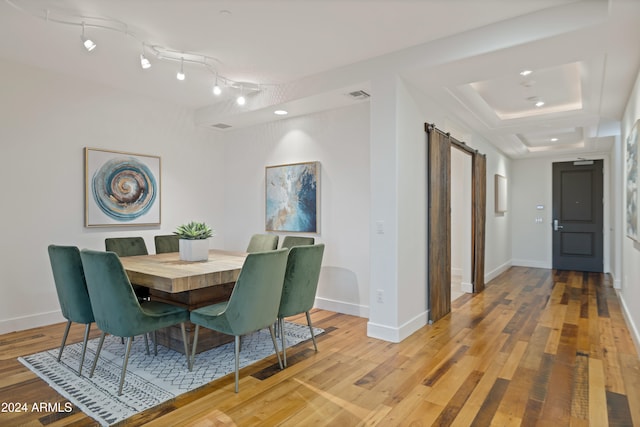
[552,160,603,272]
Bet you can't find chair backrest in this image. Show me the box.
[79,249,147,337]
[48,245,94,324]
[279,244,325,318]
[105,237,148,257]
[281,236,315,249]
[154,234,180,254]
[223,249,288,336]
[246,234,279,253]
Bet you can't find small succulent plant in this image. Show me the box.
[174,221,214,240]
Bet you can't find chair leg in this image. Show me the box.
[153,331,158,356]
[234,335,240,393]
[306,311,318,352]
[90,332,107,378]
[269,324,283,370]
[180,323,190,371]
[118,337,133,396]
[144,333,150,356]
[57,320,72,362]
[279,317,287,368]
[78,323,91,376]
[190,325,200,371]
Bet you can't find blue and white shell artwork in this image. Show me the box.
[92,156,157,221]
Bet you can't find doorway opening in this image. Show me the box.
[451,146,472,302]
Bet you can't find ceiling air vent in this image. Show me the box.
[211,123,232,129]
[347,90,370,100]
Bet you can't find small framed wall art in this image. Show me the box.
[495,174,507,213]
[265,161,319,233]
[85,147,161,227]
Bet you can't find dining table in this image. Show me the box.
[119,249,248,354]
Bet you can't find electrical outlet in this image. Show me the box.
[376,289,384,303]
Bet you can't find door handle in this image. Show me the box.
[553,219,564,231]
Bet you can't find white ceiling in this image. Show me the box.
[1,0,639,159]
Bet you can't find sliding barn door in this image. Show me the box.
[426,123,487,323]
[472,153,486,292]
[427,125,451,323]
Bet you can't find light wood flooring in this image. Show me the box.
[1,267,639,426]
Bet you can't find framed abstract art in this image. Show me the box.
[265,161,319,233]
[626,119,640,241]
[85,147,161,227]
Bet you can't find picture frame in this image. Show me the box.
[265,161,319,233]
[495,174,507,213]
[626,119,640,241]
[85,147,161,227]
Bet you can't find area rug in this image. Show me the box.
[19,322,321,426]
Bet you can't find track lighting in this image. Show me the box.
[213,74,222,95]
[80,23,96,52]
[139,44,151,69]
[140,54,151,69]
[8,1,266,105]
[176,58,185,81]
[235,84,245,105]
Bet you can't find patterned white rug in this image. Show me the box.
[19,322,321,426]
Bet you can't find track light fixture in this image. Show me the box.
[8,0,267,105]
[139,44,151,69]
[236,85,246,105]
[81,22,96,52]
[176,58,185,81]
[140,54,151,69]
[213,73,222,96]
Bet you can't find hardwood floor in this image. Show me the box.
[1,267,638,426]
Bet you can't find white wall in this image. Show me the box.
[220,103,371,318]
[621,68,640,347]
[367,77,513,342]
[0,59,225,334]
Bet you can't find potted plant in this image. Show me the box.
[174,221,214,261]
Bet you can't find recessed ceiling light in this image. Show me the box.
[274,110,288,116]
[551,138,558,142]
[520,70,533,76]
[535,100,545,107]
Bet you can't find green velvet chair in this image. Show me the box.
[79,249,191,396]
[278,243,325,367]
[105,236,148,256]
[47,245,95,376]
[190,248,289,392]
[281,235,315,249]
[154,234,180,254]
[246,234,279,253]
[105,237,150,300]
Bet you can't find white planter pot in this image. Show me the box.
[179,239,210,262]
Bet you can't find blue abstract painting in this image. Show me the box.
[627,120,639,241]
[265,162,318,232]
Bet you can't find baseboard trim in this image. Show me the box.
[367,310,429,343]
[0,310,65,335]
[510,259,549,270]
[461,281,473,293]
[617,291,640,356]
[314,297,368,318]
[485,260,513,283]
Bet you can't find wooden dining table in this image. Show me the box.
[119,249,248,354]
